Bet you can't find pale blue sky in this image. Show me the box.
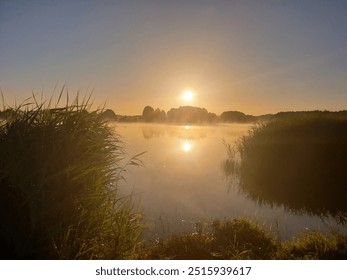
[1,0,347,115]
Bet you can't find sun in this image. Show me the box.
[183,90,193,101]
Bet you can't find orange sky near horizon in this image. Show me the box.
[1,1,347,116]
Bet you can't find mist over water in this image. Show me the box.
[116,123,346,239]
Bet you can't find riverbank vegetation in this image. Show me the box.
[1,96,346,260]
[0,95,143,259]
[138,218,347,260]
[223,114,347,223]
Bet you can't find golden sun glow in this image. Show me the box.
[182,142,192,152]
[182,90,193,101]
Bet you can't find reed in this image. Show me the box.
[223,114,347,222]
[0,94,143,259]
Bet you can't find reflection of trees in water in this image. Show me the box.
[142,126,166,139]
[141,126,207,140]
[222,117,347,224]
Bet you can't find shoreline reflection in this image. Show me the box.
[116,123,347,240]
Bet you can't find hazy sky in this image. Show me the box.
[1,0,347,115]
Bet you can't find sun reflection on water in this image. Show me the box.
[182,141,192,152]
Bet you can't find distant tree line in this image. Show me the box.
[3,106,347,124]
[139,106,261,124]
[139,107,347,124]
[99,109,117,121]
[141,105,217,124]
[167,106,217,123]
[220,111,256,123]
[142,106,166,122]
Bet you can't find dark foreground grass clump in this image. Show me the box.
[276,230,347,260]
[0,96,142,259]
[223,114,347,222]
[138,218,347,260]
[142,218,277,260]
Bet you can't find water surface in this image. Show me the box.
[116,123,345,239]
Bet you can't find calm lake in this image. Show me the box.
[115,123,345,240]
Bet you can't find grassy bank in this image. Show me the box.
[223,114,347,222]
[0,96,143,259]
[138,218,347,260]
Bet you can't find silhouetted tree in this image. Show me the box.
[100,109,117,121]
[208,112,218,122]
[220,111,256,123]
[167,106,214,123]
[154,108,167,122]
[142,106,155,122]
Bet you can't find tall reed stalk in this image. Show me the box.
[0,94,143,259]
